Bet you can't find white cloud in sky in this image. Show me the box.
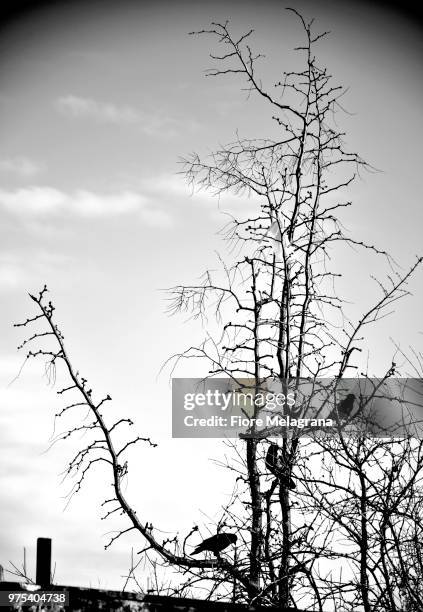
[0,186,172,226]
[0,156,44,178]
[56,95,139,125]
[139,172,258,218]
[55,95,194,135]
[0,186,65,214]
[70,190,141,217]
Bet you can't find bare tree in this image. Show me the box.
[295,434,423,611]
[14,9,422,611]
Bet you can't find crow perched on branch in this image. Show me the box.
[265,443,296,489]
[328,393,356,421]
[192,533,237,555]
[265,443,279,474]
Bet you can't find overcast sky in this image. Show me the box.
[0,0,422,591]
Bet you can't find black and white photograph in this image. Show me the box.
[0,1,422,611]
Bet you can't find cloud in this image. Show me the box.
[0,186,172,227]
[139,173,257,217]
[56,95,200,135]
[0,186,65,214]
[0,156,44,178]
[56,95,139,125]
[55,94,191,136]
[69,190,141,217]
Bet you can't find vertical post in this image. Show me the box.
[0,565,4,581]
[36,538,51,585]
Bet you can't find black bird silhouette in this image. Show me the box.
[265,443,296,489]
[328,393,356,421]
[192,533,237,556]
[265,443,279,474]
